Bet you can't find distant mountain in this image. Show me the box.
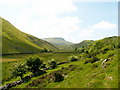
[72,40,94,48]
[42,37,74,50]
[1,17,58,54]
[43,37,73,45]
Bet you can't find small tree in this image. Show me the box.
[52,72,64,82]
[68,55,79,62]
[40,63,46,68]
[26,57,43,73]
[12,63,26,79]
[42,48,48,52]
[48,59,57,69]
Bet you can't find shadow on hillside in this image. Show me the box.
[33,70,47,77]
[23,70,47,83]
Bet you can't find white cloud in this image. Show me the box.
[29,0,77,16]
[0,0,80,40]
[0,0,28,5]
[93,21,116,30]
[21,16,81,39]
[80,28,94,37]
[0,0,77,16]
[79,21,117,37]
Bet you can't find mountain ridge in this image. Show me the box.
[42,37,74,45]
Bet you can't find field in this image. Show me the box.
[1,49,118,88]
[1,52,80,85]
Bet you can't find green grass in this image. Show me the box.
[1,19,119,88]
[2,52,79,84]
[1,48,118,88]
[1,17,58,54]
[45,53,118,88]
[1,49,118,88]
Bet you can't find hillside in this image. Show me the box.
[1,36,119,89]
[1,17,58,54]
[72,40,94,48]
[43,37,73,45]
[35,36,119,88]
[43,37,74,50]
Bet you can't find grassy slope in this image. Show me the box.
[2,52,80,84]
[43,37,73,45]
[40,36,119,88]
[71,40,94,48]
[45,52,118,88]
[1,18,57,54]
[5,36,118,88]
[14,49,118,88]
[43,37,74,50]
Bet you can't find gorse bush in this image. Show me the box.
[26,57,43,73]
[68,55,79,62]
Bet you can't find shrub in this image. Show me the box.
[52,72,64,82]
[41,63,46,68]
[100,47,110,54]
[84,58,92,64]
[26,57,43,73]
[84,56,99,64]
[68,55,79,62]
[41,48,50,52]
[90,56,99,63]
[12,63,27,79]
[81,53,91,58]
[48,59,57,69]
[77,48,84,53]
[92,64,98,68]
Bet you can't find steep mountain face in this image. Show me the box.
[1,18,58,54]
[72,40,94,48]
[43,37,73,45]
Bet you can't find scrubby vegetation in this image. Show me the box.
[48,59,57,69]
[1,17,118,89]
[68,55,79,62]
[12,63,26,79]
[1,36,119,89]
[26,57,43,74]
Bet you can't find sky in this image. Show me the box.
[0,0,118,43]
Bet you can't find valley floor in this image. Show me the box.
[1,51,118,88]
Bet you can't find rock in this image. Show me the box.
[57,61,68,65]
[107,77,113,80]
[101,59,109,66]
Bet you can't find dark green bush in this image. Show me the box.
[52,72,64,82]
[41,63,46,68]
[12,63,27,79]
[48,59,57,69]
[84,56,99,64]
[41,48,48,52]
[68,55,79,62]
[92,64,98,68]
[26,57,43,73]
